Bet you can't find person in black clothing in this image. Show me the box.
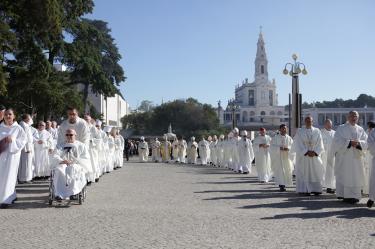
[124,139,131,161]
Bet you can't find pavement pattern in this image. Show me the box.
[1,159,375,249]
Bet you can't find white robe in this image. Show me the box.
[50,141,89,198]
[18,121,34,182]
[57,118,94,181]
[177,139,187,163]
[0,122,27,204]
[367,130,375,200]
[34,130,53,177]
[223,139,232,168]
[46,127,58,149]
[209,140,218,166]
[231,137,241,171]
[118,134,125,167]
[292,127,325,193]
[172,140,179,161]
[237,138,254,173]
[187,141,198,164]
[107,136,116,170]
[87,124,101,178]
[198,139,210,165]
[151,141,161,162]
[138,141,149,162]
[271,134,294,186]
[97,129,108,174]
[321,128,336,189]
[253,135,272,182]
[332,122,368,199]
[216,139,225,167]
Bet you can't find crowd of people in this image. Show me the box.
[138,110,375,208]
[1,107,375,210]
[0,105,125,208]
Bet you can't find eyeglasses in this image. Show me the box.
[65,134,74,137]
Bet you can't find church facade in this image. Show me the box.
[218,32,288,129]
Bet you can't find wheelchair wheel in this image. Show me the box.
[82,186,87,202]
[78,193,83,205]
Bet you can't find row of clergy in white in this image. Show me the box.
[137,111,375,206]
[0,107,125,208]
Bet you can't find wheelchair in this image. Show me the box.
[48,166,87,206]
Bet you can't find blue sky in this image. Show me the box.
[87,0,375,109]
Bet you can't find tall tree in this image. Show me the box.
[64,18,125,111]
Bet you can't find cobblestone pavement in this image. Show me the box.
[1,159,375,249]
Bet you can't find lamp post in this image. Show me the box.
[228,101,239,129]
[283,54,307,136]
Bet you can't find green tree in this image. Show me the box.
[64,18,125,111]
[122,98,224,138]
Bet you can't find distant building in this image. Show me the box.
[218,31,288,130]
[86,88,130,127]
[303,107,375,129]
[54,64,130,127]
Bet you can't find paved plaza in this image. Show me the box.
[1,159,375,249]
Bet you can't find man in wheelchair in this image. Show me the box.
[50,129,91,201]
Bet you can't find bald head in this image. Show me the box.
[348,111,359,126]
[324,119,332,130]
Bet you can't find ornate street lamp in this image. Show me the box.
[228,100,240,129]
[283,54,308,136]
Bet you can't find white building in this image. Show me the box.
[87,89,130,127]
[53,64,130,127]
[219,31,288,129]
[303,107,375,129]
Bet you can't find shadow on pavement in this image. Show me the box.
[260,208,374,220]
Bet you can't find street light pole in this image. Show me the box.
[229,100,238,130]
[283,54,307,136]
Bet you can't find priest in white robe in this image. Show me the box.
[172,137,179,162]
[237,130,254,174]
[187,137,198,164]
[231,128,241,172]
[84,114,101,181]
[209,135,218,166]
[253,128,272,182]
[271,124,294,191]
[151,138,161,162]
[33,121,53,178]
[321,119,336,193]
[216,135,225,167]
[177,136,187,163]
[95,120,108,174]
[332,111,368,204]
[116,130,125,168]
[0,109,27,208]
[57,108,90,148]
[362,122,374,195]
[57,107,93,182]
[366,122,375,208]
[50,129,89,200]
[198,136,210,165]
[292,116,325,195]
[18,114,34,183]
[138,137,149,162]
[223,133,233,169]
[46,120,58,149]
[160,136,171,163]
